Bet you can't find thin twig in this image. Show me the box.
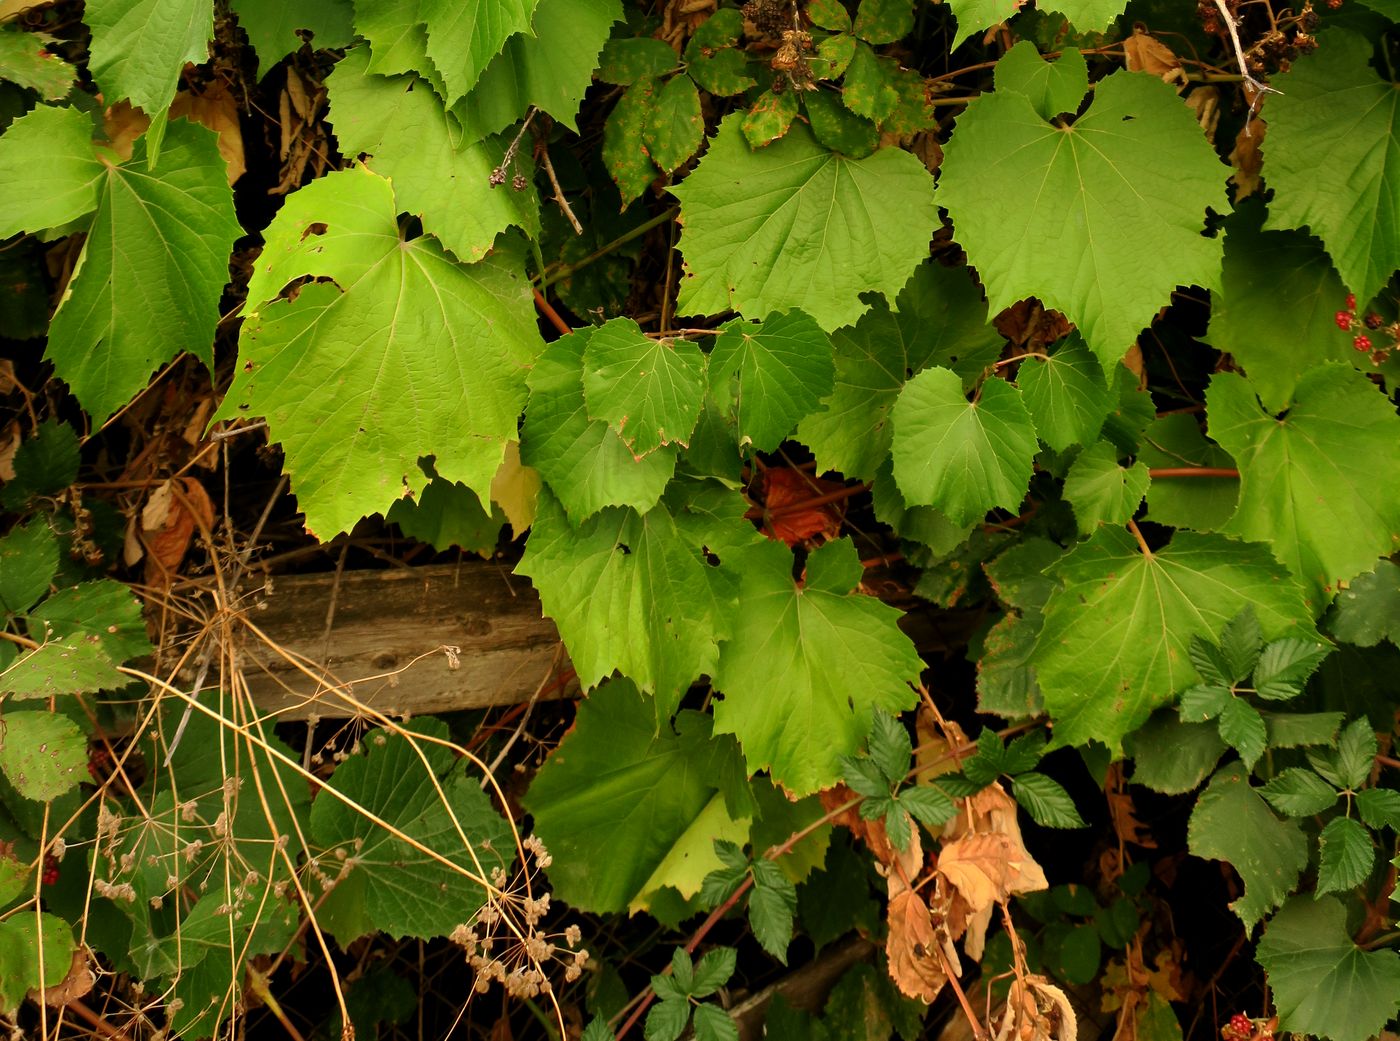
[538,143,583,236]
[1212,0,1279,131]
[533,288,573,337]
[1147,467,1238,478]
[538,207,678,289]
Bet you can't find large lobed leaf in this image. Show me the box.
[1208,365,1400,613]
[1263,30,1400,304]
[939,68,1227,375]
[671,116,937,332]
[218,166,543,538]
[22,120,239,423]
[712,539,923,795]
[419,0,539,104]
[1032,529,1317,752]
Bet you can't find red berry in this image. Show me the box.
[1229,1014,1253,1038]
[1346,292,1357,309]
[41,854,59,886]
[1336,311,1353,330]
[1354,334,1373,352]
[1364,312,1383,330]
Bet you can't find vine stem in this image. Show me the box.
[766,482,871,518]
[537,206,679,289]
[1126,518,1153,558]
[533,288,573,337]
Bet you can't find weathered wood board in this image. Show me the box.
[236,562,567,719]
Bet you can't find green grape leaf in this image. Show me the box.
[1256,895,1400,1041]
[946,0,1125,47]
[45,121,239,423]
[599,37,678,84]
[891,368,1038,526]
[993,41,1087,120]
[0,520,57,616]
[798,261,1001,481]
[0,26,76,99]
[582,318,707,455]
[525,681,746,912]
[386,479,504,554]
[1208,365,1400,612]
[0,912,73,1013]
[1062,440,1149,535]
[1357,787,1400,831]
[644,75,704,172]
[1033,529,1316,753]
[692,1003,740,1041]
[749,859,798,963]
[1329,560,1400,647]
[0,710,86,801]
[1017,336,1112,452]
[419,0,539,104]
[802,89,878,157]
[708,310,835,452]
[1188,762,1308,929]
[939,69,1226,375]
[604,81,661,205]
[458,0,622,136]
[1260,767,1338,817]
[230,0,354,77]
[712,538,923,795]
[326,47,537,264]
[1206,199,1355,412]
[853,0,913,42]
[217,167,542,539]
[517,494,726,720]
[688,46,756,96]
[1316,816,1376,896]
[353,0,437,83]
[1124,709,1225,794]
[630,792,751,913]
[522,330,676,521]
[1217,698,1267,770]
[1012,772,1086,828]
[1263,31,1400,304]
[1138,414,1239,530]
[84,0,213,158]
[309,720,512,941]
[741,88,798,147]
[842,44,898,123]
[672,116,937,332]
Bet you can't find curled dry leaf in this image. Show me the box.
[141,477,215,583]
[820,783,925,884]
[1229,115,1265,201]
[886,888,950,1002]
[170,82,246,184]
[996,975,1078,1041]
[752,467,847,547]
[30,946,95,1007]
[0,419,20,481]
[1122,29,1185,91]
[936,831,1050,913]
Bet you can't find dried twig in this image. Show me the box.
[538,142,583,236]
[1212,0,1279,131]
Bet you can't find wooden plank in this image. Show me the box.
[236,562,567,719]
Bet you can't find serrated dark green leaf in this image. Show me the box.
[1217,697,1267,770]
[230,0,353,77]
[898,784,958,827]
[1357,788,1400,831]
[599,37,679,84]
[0,710,86,800]
[1335,717,1379,790]
[604,81,662,204]
[386,478,504,554]
[749,860,797,963]
[1017,336,1112,452]
[1329,560,1400,648]
[842,43,898,122]
[583,318,706,455]
[583,1018,617,1041]
[692,1003,740,1041]
[1125,709,1225,794]
[1062,440,1149,535]
[853,0,913,42]
[688,47,756,95]
[0,520,57,617]
[1188,762,1308,929]
[843,755,892,799]
[1260,768,1338,817]
[0,26,76,98]
[1178,685,1230,722]
[691,946,736,996]
[1257,895,1400,1041]
[1317,816,1376,896]
[0,420,80,511]
[1012,771,1086,828]
[645,997,692,1041]
[1262,710,1344,750]
[741,88,799,147]
[1254,638,1331,700]
[1,638,124,699]
[867,710,912,786]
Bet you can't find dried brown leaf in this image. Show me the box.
[1122,30,1184,90]
[31,946,95,1007]
[142,477,215,582]
[170,82,246,184]
[937,832,1048,913]
[886,888,948,1002]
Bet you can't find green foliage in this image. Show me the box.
[4,6,1400,1038]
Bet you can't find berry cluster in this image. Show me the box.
[1335,292,1398,366]
[41,853,60,886]
[1222,1013,1274,1041]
